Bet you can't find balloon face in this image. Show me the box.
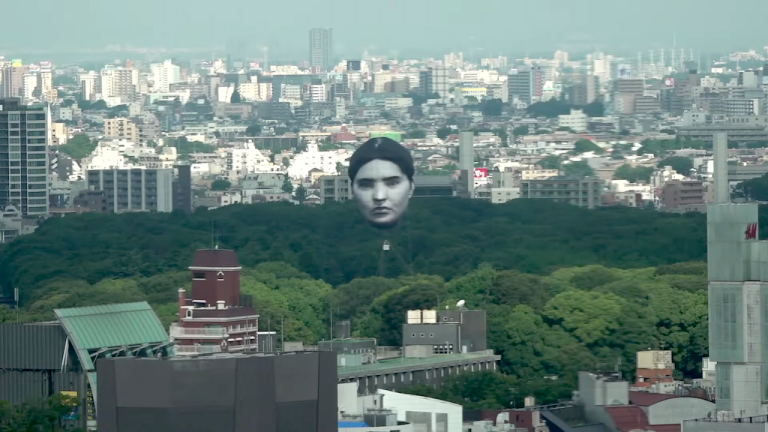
[352,159,414,228]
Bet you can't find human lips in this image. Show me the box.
[371,207,391,216]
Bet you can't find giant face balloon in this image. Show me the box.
[349,138,415,228]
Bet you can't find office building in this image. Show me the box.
[520,177,603,209]
[0,98,49,217]
[420,67,449,100]
[703,133,768,420]
[96,351,338,432]
[309,28,333,71]
[172,163,192,212]
[507,66,543,105]
[86,168,173,213]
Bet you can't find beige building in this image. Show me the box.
[319,175,352,203]
[51,122,69,145]
[521,177,603,209]
[104,118,139,143]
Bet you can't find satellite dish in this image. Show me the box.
[456,299,466,308]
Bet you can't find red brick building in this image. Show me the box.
[171,248,259,355]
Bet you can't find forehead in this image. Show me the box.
[355,159,405,180]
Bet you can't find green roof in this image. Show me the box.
[338,350,500,376]
[54,302,169,350]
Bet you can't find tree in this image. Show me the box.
[466,96,479,104]
[582,101,604,117]
[513,125,529,136]
[211,179,231,191]
[732,173,768,201]
[480,99,504,117]
[58,134,97,160]
[526,99,572,118]
[406,130,427,139]
[561,161,595,178]
[659,128,676,135]
[536,155,561,169]
[437,127,453,140]
[89,99,108,111]
[295,185,308,203]
[230,90,242,103]
[282,176,294,194]
[245,124,262,137]
[613,164,655,183]
[0,393,83,432]
[572,139,604,154]
[619,129,631,136]
[657,156,693,175]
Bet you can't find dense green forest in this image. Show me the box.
[0,199,726,405]
[0,198,709,300]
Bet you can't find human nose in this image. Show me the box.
[373,183,387,201]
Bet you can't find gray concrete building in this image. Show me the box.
[86,168,173,213]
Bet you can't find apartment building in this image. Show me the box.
[520,177,603,209]
[319,174,352,203]
[86,168,173,213]
[104,118,140,143]
[0,98,49,217]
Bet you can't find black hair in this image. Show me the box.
[348,137,415,183]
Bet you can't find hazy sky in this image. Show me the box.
[5,0,766,60]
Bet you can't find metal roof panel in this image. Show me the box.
[54,302,169,350]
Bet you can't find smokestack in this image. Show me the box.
[178,288,186,307]
[714,132,729,204]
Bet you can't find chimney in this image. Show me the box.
[713,132,729,203]
[217,300,226,310]
[178,288,186,307]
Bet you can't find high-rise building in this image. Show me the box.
[507,66,544,105]
[2,64,26,99]
[308,28,333,71]
[150,60,181,93]
[419,67,449,101]
[0,98,49,217]
[706,132,768,420]
[100,68,138,103]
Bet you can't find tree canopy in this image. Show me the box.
[58,134,97,160]
[657,156,694,175]
[561,161,595,178]
[571,139,604,155]
[614,164,655,183]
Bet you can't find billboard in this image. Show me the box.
[39,61,52,70]
[663,77,676,87]
[249,62,260,69]
[474,168,489,178]
[11,59,22,67]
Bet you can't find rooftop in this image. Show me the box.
[337,349,499,376]
[191,249,240,268]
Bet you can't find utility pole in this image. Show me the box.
[14,288,19,323]
[281,317,284,352]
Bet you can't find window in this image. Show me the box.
[193,272,206,279]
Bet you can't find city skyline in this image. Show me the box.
[5,0,768,59]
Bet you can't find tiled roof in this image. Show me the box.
[191,249,240,268]
[629,391,679,406]
[605,406,649,432]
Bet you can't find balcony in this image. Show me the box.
[170,324,227,339]
[175,345,223,355]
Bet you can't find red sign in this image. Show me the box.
[474,168,488,179]
[664,77,676,87]
[746,223,758,240]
